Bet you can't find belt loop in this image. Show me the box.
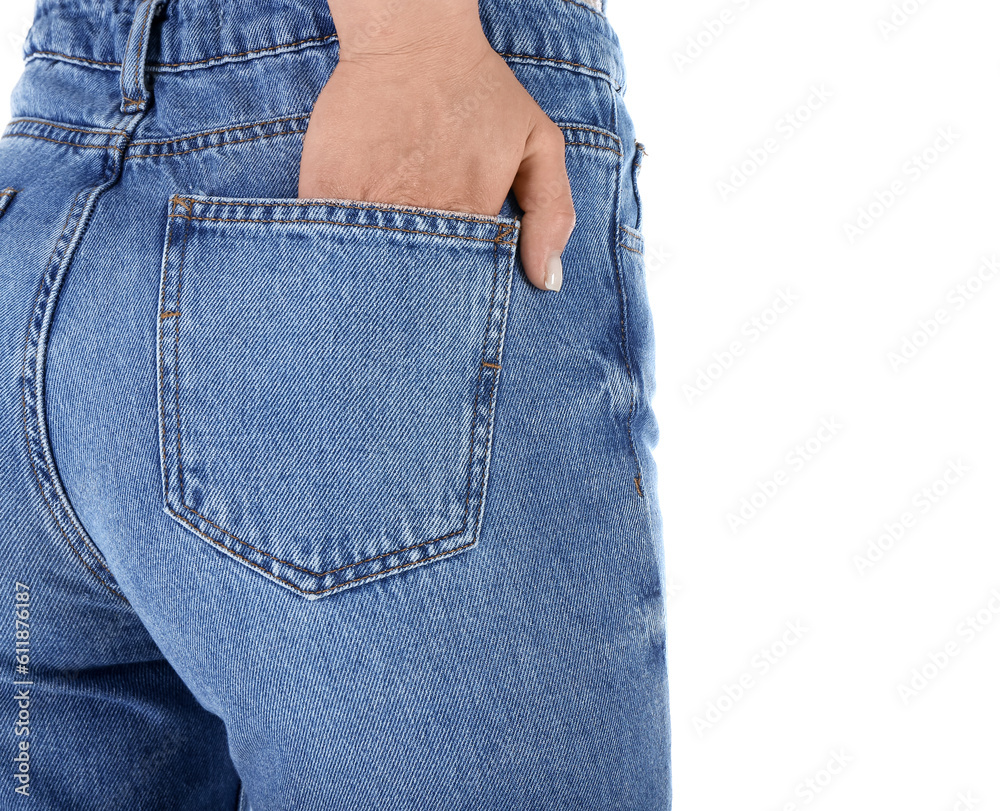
[120,0,169,114]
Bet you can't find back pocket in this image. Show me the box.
[157,195,519,599]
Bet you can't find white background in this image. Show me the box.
[3,1,999,809]
[611,1,1000,809]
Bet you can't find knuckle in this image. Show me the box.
[535,120,567,153]
[535,180,572,211]
[553,206,577,231]
[548,129,568,156]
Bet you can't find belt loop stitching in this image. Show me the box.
[119,0,168,114]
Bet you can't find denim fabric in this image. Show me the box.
[0,0,669,808]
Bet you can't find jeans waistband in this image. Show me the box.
[22,0,627,93]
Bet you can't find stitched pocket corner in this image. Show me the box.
[618,224,644,261]
[0,188,18,220]
[156,195,519,599]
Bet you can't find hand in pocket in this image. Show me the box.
[297,5,575,291]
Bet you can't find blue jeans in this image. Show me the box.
[0,0,670,807]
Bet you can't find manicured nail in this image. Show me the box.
[544,253,563,291]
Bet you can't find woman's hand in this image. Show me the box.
[297,0,576,291]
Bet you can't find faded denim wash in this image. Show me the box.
[0,0,670,807]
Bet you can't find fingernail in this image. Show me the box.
[544,253,563,292]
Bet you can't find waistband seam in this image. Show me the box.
[22,38,622,92]
[29,0,605,19]
[497,51,620,91]
[23,33,340,72]
[1,116,624,162]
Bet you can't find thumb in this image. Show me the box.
[511,121,576,291]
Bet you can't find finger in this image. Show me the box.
[511,121,576,291]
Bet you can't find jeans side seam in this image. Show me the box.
[609,99,645,497]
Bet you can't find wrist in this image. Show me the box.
[329,0,490,66]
